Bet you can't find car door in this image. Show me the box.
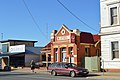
[59,63,70,75]
[55,63,61,74]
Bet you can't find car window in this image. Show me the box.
[67,63,77,68]
[59,63,65,68]
[56,63,61,68]
[49,63,57,67]
[61,63,68,68]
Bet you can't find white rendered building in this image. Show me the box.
[100,0,120,71]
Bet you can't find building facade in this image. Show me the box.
[0,39,41,69]
[100,0,120,71]
[42,25,100,67]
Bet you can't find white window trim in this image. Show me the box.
[110,40,120,61]
[108,4,119,26]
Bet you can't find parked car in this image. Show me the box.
[48,62,89,77]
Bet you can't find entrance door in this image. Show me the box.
[62,52,66,62]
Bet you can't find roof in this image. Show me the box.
[25,47,43,54]
[0,39,37,43]
[44,42,52,48]
[93,34,100,43]
[80,32,100,44]
[41,42,51,52]
[80,32,94,44]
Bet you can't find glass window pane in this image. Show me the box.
[113,17,118,24]
[113,8,117,15]
[111,7,117,25]
[2,44,8,53]
[111,41,119,59]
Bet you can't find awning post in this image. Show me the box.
[7,56,9,66]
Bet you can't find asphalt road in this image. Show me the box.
[0,71,106,80]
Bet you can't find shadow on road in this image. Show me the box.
[0,71,34,77]
[87,73,100,77]
[53,73,100,78]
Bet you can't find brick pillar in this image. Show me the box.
[58,47,61,62]
[51,47,54,62]
[46,53,48,67]
[66,46,69,63]
[74,45,78,65]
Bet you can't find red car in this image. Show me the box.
[48,62,89,77]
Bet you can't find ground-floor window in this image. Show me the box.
[85,48,90,57]
[61,47,66,62]
[55,48,58,62]
[111,41,119,59]
[69,47,74,63]
[10,56,25,67]
[61,52,66,62]
[42,54,46,61]
[48,54,51,61]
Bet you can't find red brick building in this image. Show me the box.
[41,24,100,67]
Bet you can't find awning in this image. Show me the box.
[0,52,24,57]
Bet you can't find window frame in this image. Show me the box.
[110,7,118,25]
[61,47,66,62]
[111,41,119,60]
[85,48,90,57]
[54,48,58,62]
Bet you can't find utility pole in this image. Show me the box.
[46,23,48,67]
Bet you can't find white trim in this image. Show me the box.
[107,1,120,6]
[110,40,120,60]
[108,4,120,26]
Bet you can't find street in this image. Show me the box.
[0,71,104,80]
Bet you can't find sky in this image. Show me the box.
[0,0,100,47]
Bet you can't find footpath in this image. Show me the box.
[11,68,120,80]
[88,72,120,80]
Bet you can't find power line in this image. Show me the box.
[57,0,98,32]
[22,0,47,38]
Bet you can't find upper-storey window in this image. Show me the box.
[110,7,117,25]
[1,44,8,53]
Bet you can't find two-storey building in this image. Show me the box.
[0,39,42,69]
[100,0,120,72]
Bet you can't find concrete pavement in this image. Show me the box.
[87,72,120,80]
[11,68,120,80]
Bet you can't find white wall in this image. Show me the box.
[101,34,120,69]
[100,0,120,69]
[100,0,120,34]
[25,54,40,67]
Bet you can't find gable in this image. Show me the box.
[54,24,72,42]
[55,24,71,36]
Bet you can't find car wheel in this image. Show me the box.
[70,71,76,77]
[51,70,57,76]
